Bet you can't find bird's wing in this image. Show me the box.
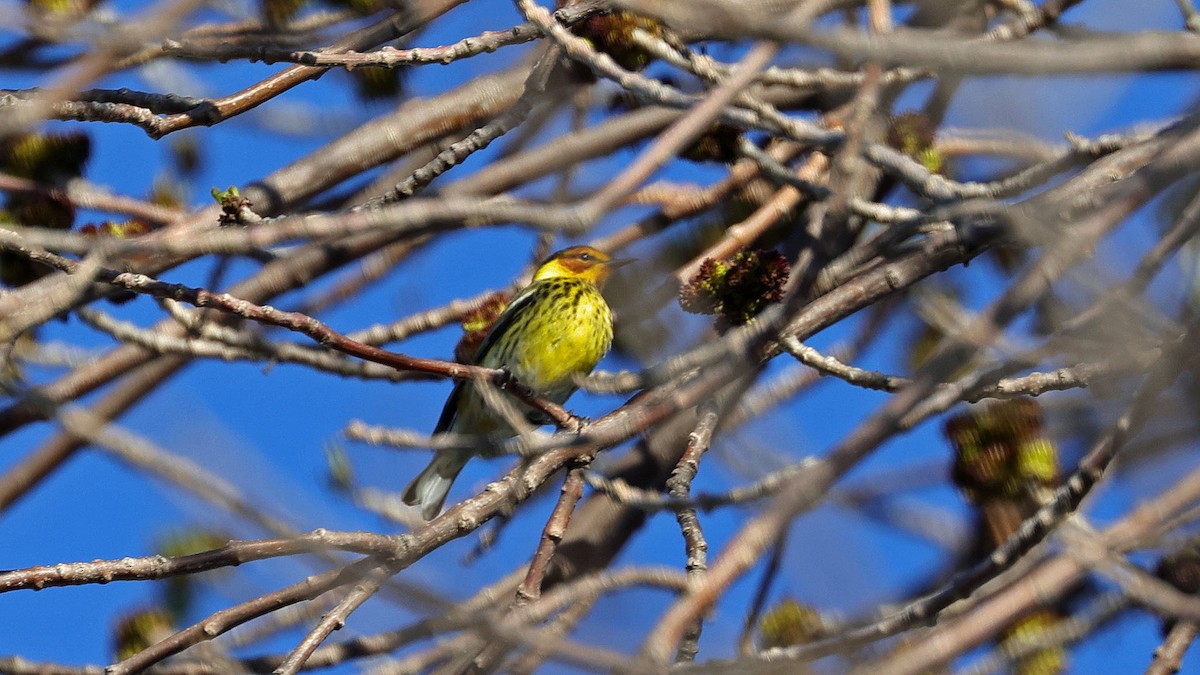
[433,380,465,434]
[470,281,543,368]
[433,282,543,434]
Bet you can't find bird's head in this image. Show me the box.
[532,246,634,287]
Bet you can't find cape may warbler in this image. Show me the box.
[402,246,632,520]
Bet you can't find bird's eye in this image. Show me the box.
[578,252,593,262]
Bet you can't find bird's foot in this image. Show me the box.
[493,367,514,390]
[566,414,588,435]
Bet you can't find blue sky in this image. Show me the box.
[2,0,1199,672]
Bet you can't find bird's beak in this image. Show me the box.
[607,257,636,269]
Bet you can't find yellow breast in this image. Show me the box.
[482,277,613,401]
[447,276,614,438]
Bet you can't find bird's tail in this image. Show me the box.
[402,450,469,520]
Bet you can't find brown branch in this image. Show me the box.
[107,557,381,674]
[146,0,470,137]
[852,460,1200,675]
[667,401,719,663]
[641,120,1200,662]
[0,172,184,224]
[0,531,397,594]
[467,460,593,672]
[787,324,1199,668]
[514,461,591,606]
[1146,621,1200,675]
[273,563,392,674]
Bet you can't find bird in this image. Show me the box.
[402,246,632,520]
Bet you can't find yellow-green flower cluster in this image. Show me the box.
[945,398,1059,502]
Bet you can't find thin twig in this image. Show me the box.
[668,401,719,662]
[274,562,393,674]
